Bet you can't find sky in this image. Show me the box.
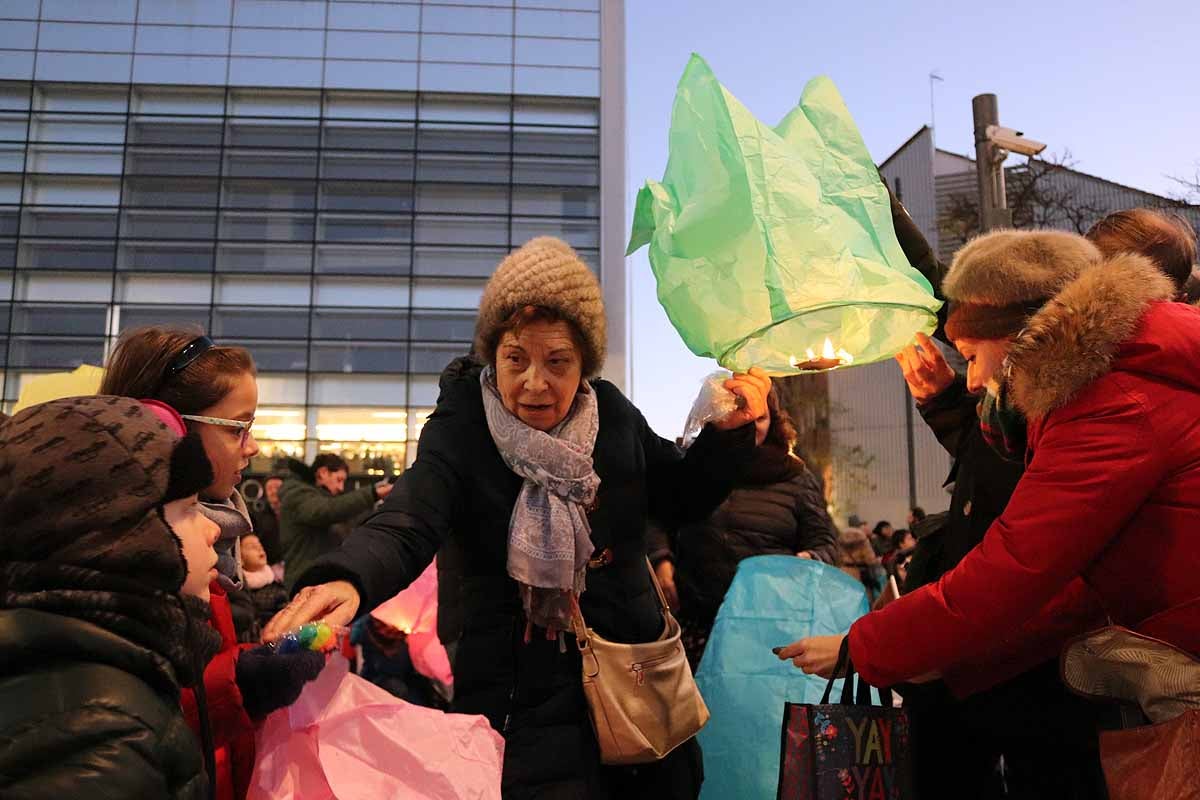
[624,0,1200,437]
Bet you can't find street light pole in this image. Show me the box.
[973,93,1012,231]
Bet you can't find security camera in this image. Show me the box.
[986,125,1046,157]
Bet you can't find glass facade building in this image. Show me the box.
[0,0,625,479]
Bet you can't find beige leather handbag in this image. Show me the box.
[569,558,710,765]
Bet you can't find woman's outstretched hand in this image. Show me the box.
[712,367,772,431]
[261,580,360,643]
[774,634,845,679]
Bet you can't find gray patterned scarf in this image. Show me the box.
[480,367,600,631]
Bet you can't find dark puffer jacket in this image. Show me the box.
[0,397,221,800]
[297,357,755,798]
[666,447,838,625]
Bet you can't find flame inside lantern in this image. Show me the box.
[789,337,855,369]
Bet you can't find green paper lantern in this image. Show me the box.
[627,55,942,374]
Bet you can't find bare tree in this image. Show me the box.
[1167,165,1200,205]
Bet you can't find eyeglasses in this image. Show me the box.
[181,413,255,447]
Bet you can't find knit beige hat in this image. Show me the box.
[944,229,1102,341]
[474,237,607,377]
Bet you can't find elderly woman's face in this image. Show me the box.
[496,320,583,431]
[954,337,1011,394]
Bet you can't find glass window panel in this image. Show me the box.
[0,273,10,300]
[251,406,307,445]
[216,243,311,273]
[420,63,511,95]
[129,118,223,147]
[127,147,222,176]
[410,309,476,342]
[512,217,598,249]
[229,88,319,119]
[513,127,597,157]
[34,84,127,114]
[18,240,115,270]
[223,150,317,180]
[134,24,231,56]
[514,36,598,68]
[322,60,417,93]
[222,179,316,211]
[323,91,415,121]
[515,8,598,38]
[513,155,597,186]
[212,306,309,339]
[131,85,225,115]
[514,66,599,97]
[228,57,322,89]
[315,407,408,444]
[29,114,125,144]
[0,207,14,236]
[419,94,509,124]
[512,185,597,217]
[15,271,112,301]
[328,2,420,31]
[0,145,24,173]
[325,30,419,60]
[225,120,319,148]
[0,82,31,111]
[320,182,412,213]
[35,53,133,84]
[38,21,135,52]
[416,153,509,184]
[0,240,15,268]
[130,55,229,86]
[414,215,507,247]
[314,276,408,307]
[125,176,219,208]
[310,307,407,340]
[0,3,37,21]
[513,95,597,126]
[257,372,306,404]
[411,278,484,309]
[231,27,324,58]
[117,304,210,330]
[408,375,440,406]
[311,341,406,373]
[0,112,28,142]
[310,373,404,406]
[219,211,315,242]
[416,183,507,215]
[21,208,119,238]
[418,125,510,154]
[517,0,599,10]
[214,275,310,305]
[26,144,123,175]
[315,244,409,275]
[0,51,34,81]
[24,176,120,206]
[322,151,413,181]
[118,242,214,272]
[233,0,326,28]
[121,209,217,239]
[226,339,307,371]
[409,342,466,374]
[420,33,512,65]
[9,336,105,368]
[137,2,232,26]
[413,245,504,278]
[12,303,107,335]
[116,272,211,303]
[322,121,415,151]
[41,0,137,24]
[421,5,512,35]
[318,213,411,244]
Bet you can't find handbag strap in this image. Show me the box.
[644,556,671,613]
[821,637,852,704]
[819,637,885,707]
[568,558,671,649]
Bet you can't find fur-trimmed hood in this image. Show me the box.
[1008,252,1176,419]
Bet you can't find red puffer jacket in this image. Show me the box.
[851,255,1200,687]
[181,582,256,800]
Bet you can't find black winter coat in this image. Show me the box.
[0,608,207,800]
[662,450,839,625]
[298,358,754,797]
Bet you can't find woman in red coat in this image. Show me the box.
[781,228,1200,707]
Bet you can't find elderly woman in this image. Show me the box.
[266,237,769,799]
[780,230,1200,768]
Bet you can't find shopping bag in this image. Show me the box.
[1097,709,1200,800]
[248,655,504,800]
[627,54,940,374]
[777,638,914,800]
[696,556,869,800]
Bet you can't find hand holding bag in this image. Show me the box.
[569,558,710,765]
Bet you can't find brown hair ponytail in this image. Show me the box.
[100,325,256,415]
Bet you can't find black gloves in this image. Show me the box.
[235,645,325,720]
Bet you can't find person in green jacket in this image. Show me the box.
[279,453,393,592]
